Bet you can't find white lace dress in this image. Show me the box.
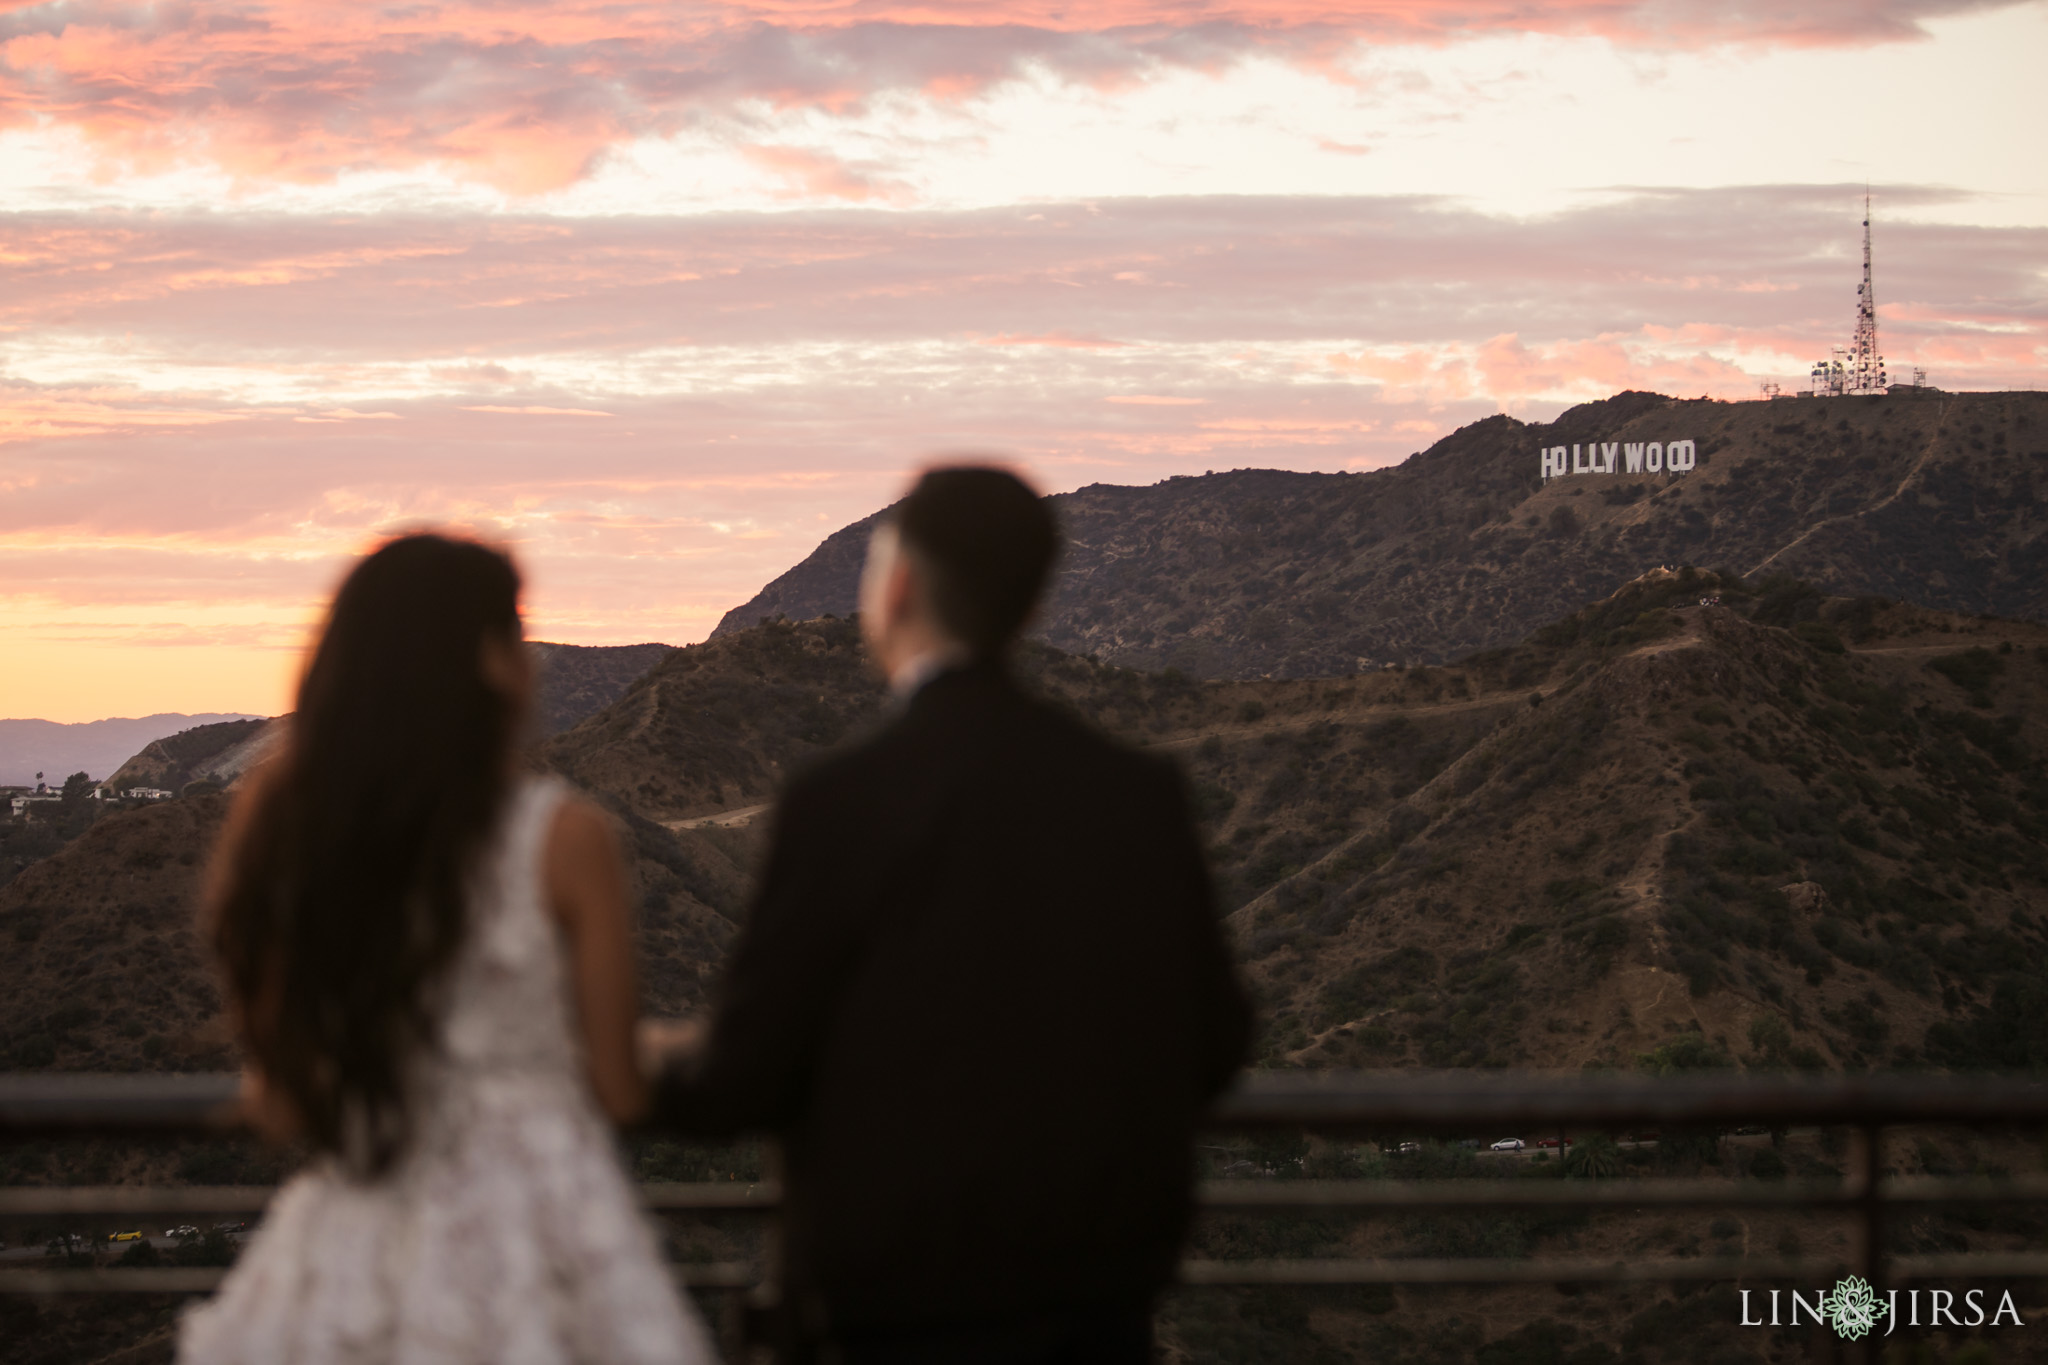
[179,777,713,1365]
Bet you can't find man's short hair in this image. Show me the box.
[895,466,1057,659]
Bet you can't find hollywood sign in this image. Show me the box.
[1540,439,1696,481]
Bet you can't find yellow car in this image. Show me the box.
[107,1231,144,1243]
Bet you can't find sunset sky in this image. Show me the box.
[2,0,2043,723]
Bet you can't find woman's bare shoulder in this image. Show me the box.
[542,794,623,927]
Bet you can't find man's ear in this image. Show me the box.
[884,550,919,626]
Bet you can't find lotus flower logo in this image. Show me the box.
[1820,1275,1888,1340]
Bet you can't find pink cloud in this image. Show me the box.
[978,331,1130,349]
[0,2,2016,190]
[0,183,2038,713]
[459,404,616,416]
[0,187,2034,373]
[741,145,914,203]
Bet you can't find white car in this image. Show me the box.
[1490,1138,1526,1152]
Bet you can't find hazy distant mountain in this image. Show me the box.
[715,389,2047,676]
[45,640,674,800]
[105,718,281,795]
[0,714,261,787]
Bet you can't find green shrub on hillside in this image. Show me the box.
[1928,647,2005,707]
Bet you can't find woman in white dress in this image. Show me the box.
[179,533,713,1365]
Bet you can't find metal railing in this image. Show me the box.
[5,1071,2047,1358]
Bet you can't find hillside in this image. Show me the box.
[529,640,675,737]
[0,791,751,1073]
[87,641,674,801]
[715,388,2048,677]
[540,618,887,823]
[575,579,2048,1076]
[1201,577,2048,1078]
[0,714,260,787]
[7,580,2044,1085]
[106,719,279,795]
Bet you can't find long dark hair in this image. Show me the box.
[211,533,523,1173]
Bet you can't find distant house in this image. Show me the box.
[9,793,61,816]
[123,788,174,801]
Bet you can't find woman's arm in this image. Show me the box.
[543,798,648,1124]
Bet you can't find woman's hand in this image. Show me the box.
[636,1017,705,1082]
[238,1066,302,1145]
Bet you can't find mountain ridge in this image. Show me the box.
[0,714,262,788]
[715,389,2047,678]
[6,581,2044,1089]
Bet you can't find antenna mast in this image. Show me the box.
[1847,193,1887,394]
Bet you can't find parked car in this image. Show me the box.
[1397,1142,1422,1154]
[214,1221,247,1236]
[1534,1137,1574,1149]
[169,1225,200,1240]
[108,1231,145,1243]
[1490,1138,1526,1152]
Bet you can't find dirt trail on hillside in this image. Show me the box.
[1149,693,1526,752]
[661,803,770,831]
[1746,397,1951,578]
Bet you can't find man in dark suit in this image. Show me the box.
[654,466,1251,1364]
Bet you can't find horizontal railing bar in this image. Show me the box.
[1198,1173,2048,1211]
[1180,1256,1827,1285]
[1180,1253,2048,1286]
[0,1268,228,1295]
[0,1264,761,1295]
[7,1071,2048,1136]
[1883,1174,2048,1204]
[1209,1071,2048,1130]
[0,1183,789,1218]
[0,1073,240,1135]
[641,1182,782,1210]
[0,1186,275,1216]
[1893,1254,2048,1280]
[10,1173,2047,1220]
[16,1254,2048,1297]
[1199,1178,1855,1210]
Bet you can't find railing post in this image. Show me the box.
[1846,1122,1884,1365]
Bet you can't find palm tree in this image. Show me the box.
[1565,1134,1623,1178]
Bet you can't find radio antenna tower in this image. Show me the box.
[1847,192,1887,394]
[1806,192,1890,397]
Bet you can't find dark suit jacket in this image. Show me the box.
[656,661,1251,1336]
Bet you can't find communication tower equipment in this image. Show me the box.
[1808,196,1891,397]
[1846,195,1888,395]
[1810,347,1847,397]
